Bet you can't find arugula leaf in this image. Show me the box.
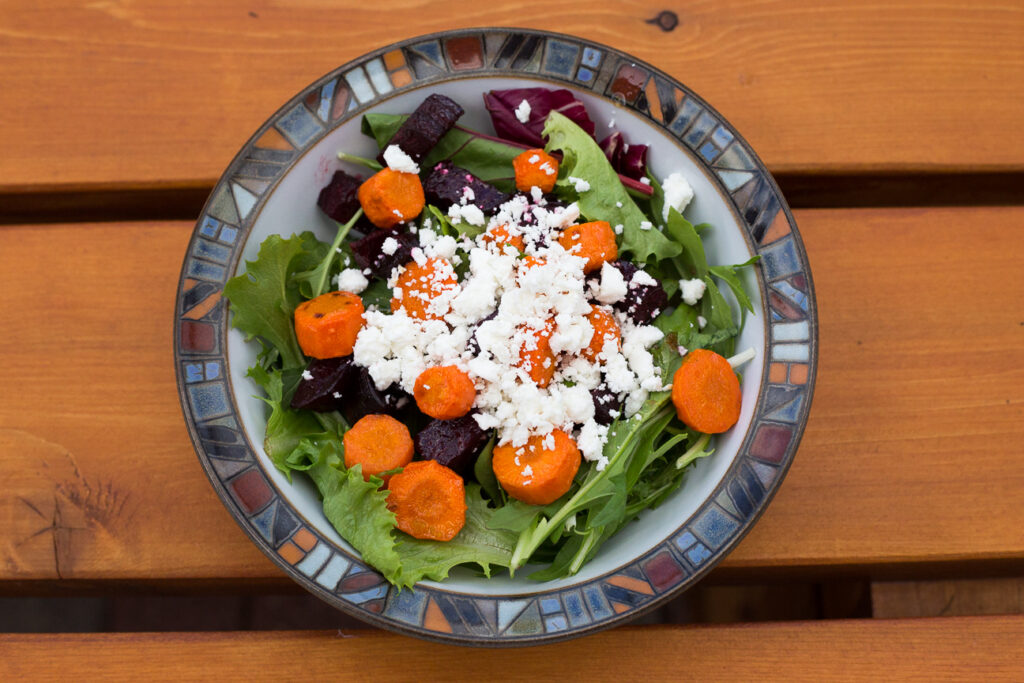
[337,151,383,172]
[542,111,681,263]
[394,485,517,582]
[708,257,760,314]
[664,207,707,280]
[362,114,519,191]
[293,210,364,300]
[223,234,311,369]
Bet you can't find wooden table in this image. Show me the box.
[2,1,1023,678]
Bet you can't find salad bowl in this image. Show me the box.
[174,28,816,645]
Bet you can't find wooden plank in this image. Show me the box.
[1,1,1022,195]
[0,207,1022,584]
[873,579,1024,618]
[2,619,1023,680]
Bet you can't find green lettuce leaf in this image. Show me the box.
[541,111,681,263]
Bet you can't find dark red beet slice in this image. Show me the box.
[413,414,489,477]
[591,386,624,426]
[342,366,412,423]
[350,229,418,279]
[597,260,668,326]
[317,170,364,223]
[290,357,358,413]
[376,94,464,164]
[422,161,510,214]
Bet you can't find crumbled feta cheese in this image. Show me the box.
[639,220,653,231]
[639,177,651,186]
[301,370,314,381]
[336,268,369,294]
[679,277,706,306]
[698,315,707,329]
[661,172,695,221]
[613,224,623,235]
[382,145,419,174]
[592,261,628,304]
[381,237,399,255]
[615,201,622,208]
[631,269,658,287]
[515,99,532,124]
[522,463,534,476]
[539,162,556,176]
[447,202,485,226]
[568,176,591,193]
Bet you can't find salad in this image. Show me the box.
[224,87,758,588]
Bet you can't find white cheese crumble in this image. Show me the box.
[447,203,485,226]
[639,177,651,186]
[568,176,591,193]
[336,268,369,294]
[301,370,314,381]
[381,236,399,255]
[697,315,707,329]
[515,99,532,123]
[382,145,420,175]
[679,277,706,306]
[661,172,694,221]
[592,262,628,304]
[639,220,653,231]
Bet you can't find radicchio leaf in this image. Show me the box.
[599,132,649,181]
[484,88,596,147]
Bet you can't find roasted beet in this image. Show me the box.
[317,170,364,223]
[413,414,489,477]
[591,386,624,425]
[342,366,412,423]
[350,228,417,279]
[376,94,464,164]
[290,357,358,412]
[599,260,668,326]
[423,161,510,214]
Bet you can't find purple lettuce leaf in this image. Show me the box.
[484,88,596,148]
[599,132,649,181]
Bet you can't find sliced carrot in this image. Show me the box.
[557,221,618,273]
[582,305,621,362]
[492,429,581,505]
[513,148,559,193]
[481,224,525,252]
[343,414,414,484]
[390,257,458,321]
[671,349,742,434]
[413,365,476,420]
[515,319,556,388]
[386,460,467,541]
[294,291,365,359]
[357,168,425,229]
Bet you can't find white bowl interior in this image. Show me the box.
[228,76,766,596]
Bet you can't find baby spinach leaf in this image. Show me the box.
[292,210,364,300]
[708,256,760,314]
[664,207,707,280]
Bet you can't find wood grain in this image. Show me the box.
[3,619,1024,680]
[0,1,1022,195]
[873,579,1024,618]
[0,207,1022,585]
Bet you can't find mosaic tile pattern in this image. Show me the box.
[176,28,816,645]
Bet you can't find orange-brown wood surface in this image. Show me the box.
[1,1,1023,195]
[2,206,1021,584]
[3,619,1024,679]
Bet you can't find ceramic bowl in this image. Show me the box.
[175,28,817,646]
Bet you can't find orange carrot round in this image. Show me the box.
[386,460,467,541]
[343,414,414,484]
[390,257,458,321]
[413,365,476,420]
[492,429,581,505]
[582,305,621,362]
[513,149,559,193]
[357,168,425,229]
[515,320,556,388]
[481,224,525,252]
[294,291,365,359]
[558,221,618,273]
[671,349,742,434]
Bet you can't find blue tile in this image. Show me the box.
[410,40,442,65]
[564,591,589,627]
[669,98,702,136]
[576,67,594,83]
[186,259,226,282]
[204,361,221,380]
[192,239,232,265]
[539,597,562,615]
[699,141,720,162]
[276,103,323,148]
[692,506,740,550]
[314,554,350,591]
[760,237,801,280]
[185,363,203,383]
[773,321,810,342]
[684,111,717,149]
[717,169,754,192]
[365,58,393,95]
[497,599,531,632]
[200,216,219,237]
[773,280,808,310]
[727,478,754,518]
[544,615,569,632]
[383,587,427,625]
[344,67,375,104]
[249,501,277,543]
[339,583,389,604]
[296,543,331,577]
[714,141,756,170]
[674,530,697,552]
[581,46,602,68]
[583,585,613,620]
[711,125,734,149]
[187,383,230,420]
[750,460,778,488]
[543,40,580,76]
[771,343,810,364]
[218,226,238,244]
[764,392,805,423]
[317,79,336,121]
[686,543,712,566]
[603,584,648,607]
